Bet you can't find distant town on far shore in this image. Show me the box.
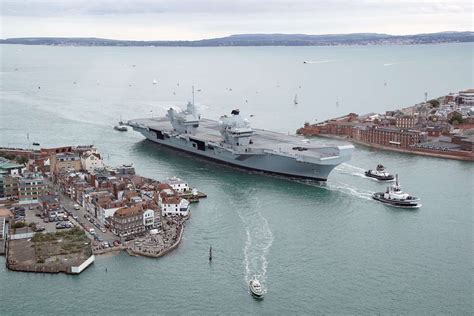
[1,31,473,47]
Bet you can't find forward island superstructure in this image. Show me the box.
[128,101,354,181]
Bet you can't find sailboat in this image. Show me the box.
[294,94,298,105]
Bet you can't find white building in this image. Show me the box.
[458,89,474,106]
[158,189,190,216]
[81,151,104,173]
[143,209,155,227]
[165,177,189,193]
[98,207,121,224]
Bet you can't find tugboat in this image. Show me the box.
[372,175,421,208]
[249,277,264,299]
[365,164,395,181]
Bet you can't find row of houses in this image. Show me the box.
[46,147,193,238]
[1,144,195,238]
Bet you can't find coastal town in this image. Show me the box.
[0,145,206,274]
[297,89,474,161]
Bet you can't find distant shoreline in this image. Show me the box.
[1,31,472,47]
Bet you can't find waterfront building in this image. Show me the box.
[80,151,104,173]
[18,172,47,204]
[354,126,424,149]
[109,205,153,237]
[40,146,73,157]
[165,177,190,193]
[159,189,190,217]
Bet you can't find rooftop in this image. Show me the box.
[0,157,23,170]
[114,205,143,217]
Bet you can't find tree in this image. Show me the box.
[428,99,440,108]
[12,222,26,229]
[15,156,28,164]
[449,114,463,125]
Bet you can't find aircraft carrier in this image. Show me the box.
[127,101,354,181]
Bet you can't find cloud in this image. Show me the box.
[2,0,471,16]
[0,0,472,39]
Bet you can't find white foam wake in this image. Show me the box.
[304,60,337,64]
[321,181,373,201]
[335,163,367,178]
[237,202,274,291]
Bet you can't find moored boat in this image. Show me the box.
[372,175,421,208]
[114,125,128,132]
[249,277,264,299]
[365,164,394,181]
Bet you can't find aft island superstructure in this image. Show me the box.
[128,101,354,181]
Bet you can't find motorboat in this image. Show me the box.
[372,175,421,208]
[249,277,264,299]
[114,125,128,132]
[365,164,394,181]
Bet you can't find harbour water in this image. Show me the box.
[0,43,473,314]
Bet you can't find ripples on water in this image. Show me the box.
[0,44,473,314]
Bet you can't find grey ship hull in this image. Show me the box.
[128,118,353,181]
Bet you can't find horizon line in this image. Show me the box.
[2,30,473,42]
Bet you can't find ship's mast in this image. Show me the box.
[192,85,195,106]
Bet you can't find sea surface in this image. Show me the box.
[0,43,473,315]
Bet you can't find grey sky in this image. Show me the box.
[1,0,472,40]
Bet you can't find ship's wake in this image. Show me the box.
[335,163,366,178]
[323,181,373,200]
[237,199,274,293]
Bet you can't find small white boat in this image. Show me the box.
[114,125,128,132]
[249,278,264,299]
[294,94,298,105]
[152,79,157,85]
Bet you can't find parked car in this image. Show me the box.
[56,223,65,229]
[74,204,80,210]
[100,227,107,233]
[89,228,96,235]
[34,226,45,232]
[72,215,78,220]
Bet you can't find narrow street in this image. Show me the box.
[49,181,117,243]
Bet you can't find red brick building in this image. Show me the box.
[354,126,423,148]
